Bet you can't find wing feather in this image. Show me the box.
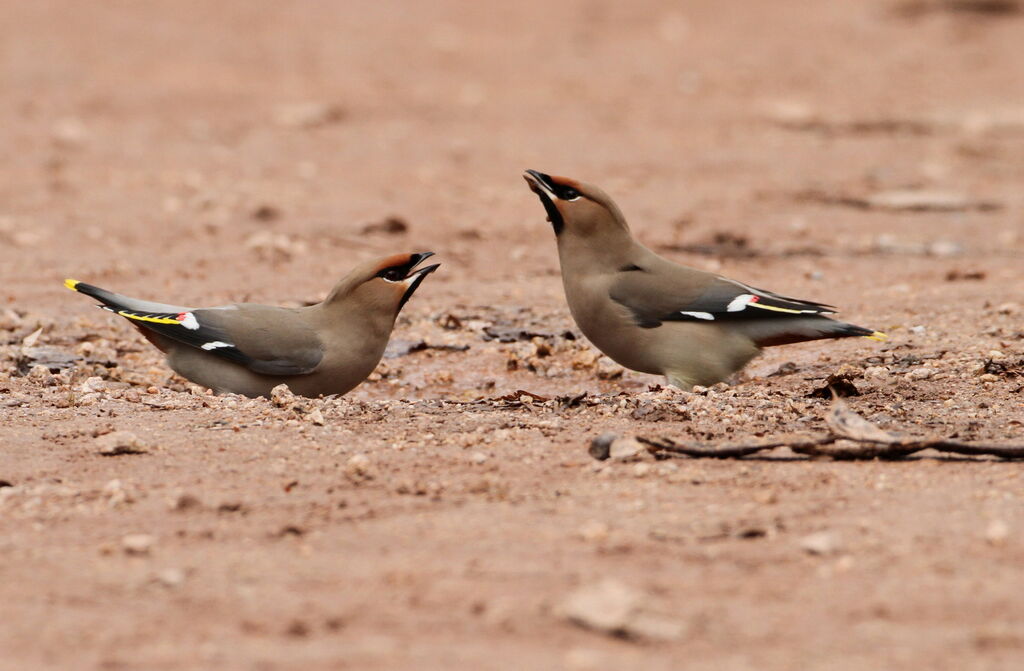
[610,271,835,328]
[66,280,323,375]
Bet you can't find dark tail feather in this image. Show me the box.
[64,279,128,310]
[747,316,887,348]
[64,278,189,313]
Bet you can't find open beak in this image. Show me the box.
[523,170,557,198]
[399,252,440,309]
[523,169,565,234]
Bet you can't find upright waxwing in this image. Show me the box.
[64,253,439,398]
[523,170,885,388]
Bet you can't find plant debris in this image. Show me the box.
[982,357,1023,378]
[606,397,1024,461]
[384,339,470,358]
[807,378,860,399]
[481,324,569,343]
[945,269,986,282]
[490,389,550,404]
[658,232,756,258]
[360,216,409,235]
[796,188,1002,213]
[894,0,1021,18]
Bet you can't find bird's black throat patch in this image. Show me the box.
[532,189,564,235]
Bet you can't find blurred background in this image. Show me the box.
[2,0,1022,310]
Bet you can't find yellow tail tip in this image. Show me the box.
[64,278,80,291]
[864,331,888,342]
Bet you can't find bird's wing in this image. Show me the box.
[609,269,836,328]
[66,280,323,375]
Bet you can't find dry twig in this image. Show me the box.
[604,397,1024,461]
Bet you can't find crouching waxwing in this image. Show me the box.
[523,170,885,388]
[65,253,440,398]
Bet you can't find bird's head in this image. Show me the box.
[522,170,630,239]
[325,252,439,318]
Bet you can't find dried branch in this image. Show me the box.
[637,435,838,459]
[884,439,1024,460]
[610,397,1024,462]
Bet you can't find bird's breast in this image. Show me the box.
[561,274,663,375]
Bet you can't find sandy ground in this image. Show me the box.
[2,1,1024,669]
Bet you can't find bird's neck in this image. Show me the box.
[557,226,643,277]
[312,299,395,340]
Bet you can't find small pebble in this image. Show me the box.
[589,434,650,461]
[800,531,841,556]
[610,437,648,461]
[345,454,374,479]
[272,101,345,128]
[864,366,889,379]
[985,520,1010,546]
[94,431,147,456]
[307,408,325,426]
[155,567,186,587]
[171,493,202,511]
[561,579,683,641]
[577,520,610,542]
[122,534,155,556]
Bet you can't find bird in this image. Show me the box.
[522,170,885,388]
[64,252,440,398]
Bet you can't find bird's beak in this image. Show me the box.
[523,170,557,199]
[523,169,565,235]
[399,252,440,309]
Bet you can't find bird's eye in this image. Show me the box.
[378,267,405,282]
[561,187,580,201]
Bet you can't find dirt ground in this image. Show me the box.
[2,1,1023,669]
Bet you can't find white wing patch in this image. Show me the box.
[178,312,200,330]
[680,311,715,320]
[201,340,233,350]
[726,294,757,312]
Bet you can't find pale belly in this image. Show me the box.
[567,298,760,387]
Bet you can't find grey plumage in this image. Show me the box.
[523,170,885,388]
[65,252,439,398]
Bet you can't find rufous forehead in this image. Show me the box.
[549,175,581,189]
[372,253,412,273]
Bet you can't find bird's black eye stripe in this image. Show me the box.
[377,267,406,282]
[555,184,581,201]
[619,263,644,272]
